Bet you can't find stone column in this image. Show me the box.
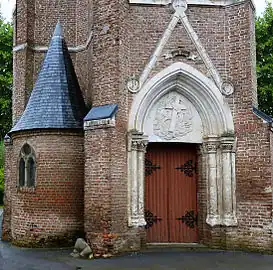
[204,137,221,227]
[128,130,148,227]
[137,141,148,226]
[220,137,237,226]
[130,141,139,225]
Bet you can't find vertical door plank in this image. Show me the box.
[145,144,168,243]
[145,143,198,243]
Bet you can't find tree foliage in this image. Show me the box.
[256,1,273,116]
[0,140,4,204]
[0,17,13,139]
[0,16,12,204]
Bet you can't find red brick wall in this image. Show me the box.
[82,0,137,255]
[225,3,273,251]
[2,141,13,241]
[4,131,84,247]
[9,0,273,252]
[84,126,113,253]
[84,123,143,255]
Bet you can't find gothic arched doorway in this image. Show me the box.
[128,62,237,243]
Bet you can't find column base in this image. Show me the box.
[206,214,221,227]
[129,216,147,227]
[206,214,238,227]
[222,214,238,227]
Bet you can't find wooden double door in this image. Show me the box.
[145,143,198,243]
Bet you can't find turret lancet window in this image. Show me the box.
[18,144,36,188]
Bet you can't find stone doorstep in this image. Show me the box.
[144,243,216,252]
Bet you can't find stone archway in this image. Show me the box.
[128,62,237,230]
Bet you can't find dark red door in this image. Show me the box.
[145,143,198,243]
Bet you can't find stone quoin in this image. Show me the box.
[3,0,273,255]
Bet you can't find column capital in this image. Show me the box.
[204,143,218,153]
[220,143,233,152]
[220,136,236,152]
[128,130,149,152]
[203,136,220,153]
[137,140,149,152]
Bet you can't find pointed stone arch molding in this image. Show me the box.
[129,62,234,135]
[128,62,237,228]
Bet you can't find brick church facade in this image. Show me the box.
[3,0,273,255]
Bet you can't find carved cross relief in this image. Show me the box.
[168,95,187,133]
[151,92,198,141]
[170,96,187,133]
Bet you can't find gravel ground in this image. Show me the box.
[1,212,273,270]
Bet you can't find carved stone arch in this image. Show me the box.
[129,62,234,135]
[127,62,237,229]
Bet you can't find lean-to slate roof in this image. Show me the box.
[10,22,87,133]
[84,104,118,121]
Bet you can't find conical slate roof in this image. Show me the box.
[10,22,87,133]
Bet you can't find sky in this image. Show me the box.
[0,0,270,21]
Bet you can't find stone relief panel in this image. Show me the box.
[144,91,203,143]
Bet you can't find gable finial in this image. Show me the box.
[172,0,187,12]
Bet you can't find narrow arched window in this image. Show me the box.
[19,158,25,186]
[27,157,36,187]
[18,144,36,188]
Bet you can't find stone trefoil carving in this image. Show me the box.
[128,130,149,227]
[221,81,234,96]
[154,92,193,140]
[127,76,140,93]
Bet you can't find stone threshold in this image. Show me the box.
[146,243,208,249]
